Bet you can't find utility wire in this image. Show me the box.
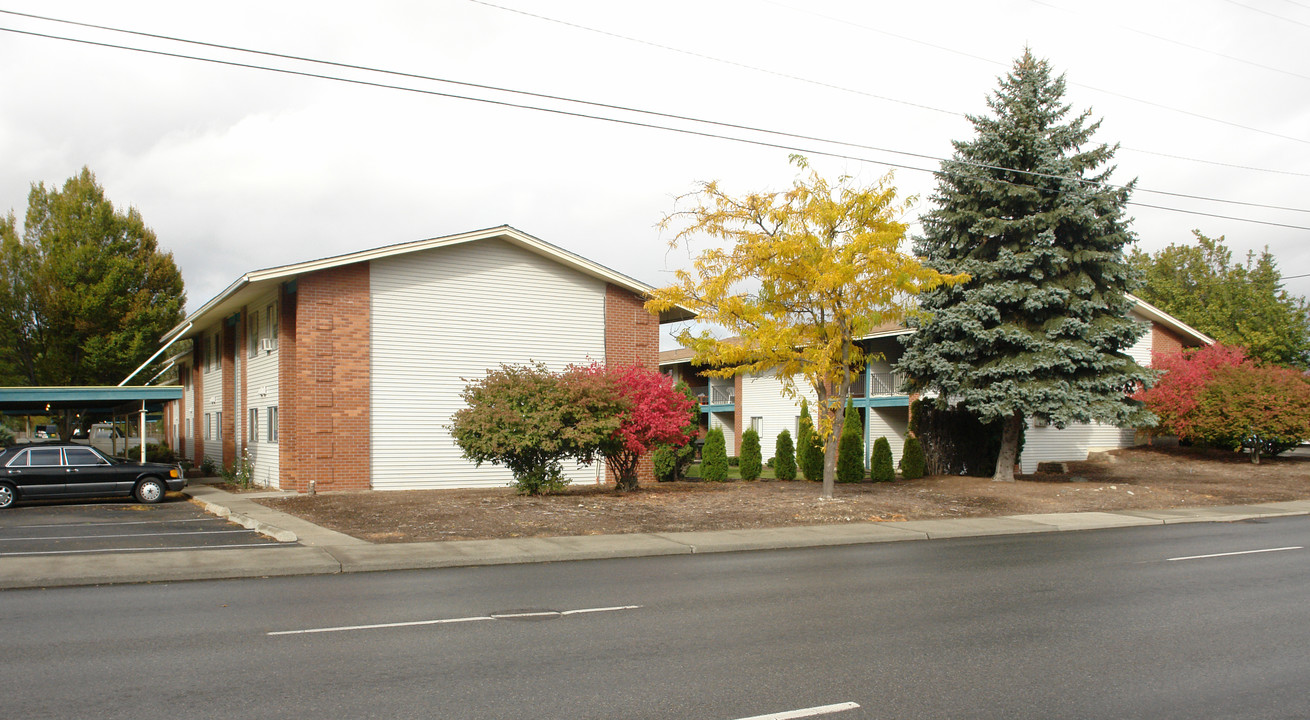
[1222,0,1310,28]
[2,23,1309,233]
[472,0,1309,146]
[3,9,1307,215]
[1028,0,1310,82]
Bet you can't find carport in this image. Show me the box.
[0,386,183,461]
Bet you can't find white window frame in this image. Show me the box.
[268,406,278,443]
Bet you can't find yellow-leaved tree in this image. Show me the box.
[645,157,967,499]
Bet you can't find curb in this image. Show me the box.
[187,493,299,544]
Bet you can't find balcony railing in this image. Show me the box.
[868,372,907,396]
[710,385,735,405]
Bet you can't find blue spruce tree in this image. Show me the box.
[897,50,1150,482]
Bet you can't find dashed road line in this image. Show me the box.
[1167,546,1302,562]
[268,604,643,636]
[732,702,862,720]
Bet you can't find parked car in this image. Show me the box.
[0,442,185,509]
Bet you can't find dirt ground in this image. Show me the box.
[255,445,1310,543]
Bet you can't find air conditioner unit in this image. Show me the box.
[258,338,275,353]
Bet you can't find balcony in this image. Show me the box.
[710,385,735,405]
[868,372,907,396]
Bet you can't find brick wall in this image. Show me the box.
[277,284,297,489]
[280,263,371,493]
[1152,323,1192,361]
[221,323,236,467]
[604,284,661,483]
[604,284,658,369]
[238,310,248,455]
[192,342,203,463]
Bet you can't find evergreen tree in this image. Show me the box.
[0,167,185,388]
[701,427,729,482]
[836,400,865,483]
[897,50,1150,482]
[773,429,797,481]
[798,399,824,481]
[870,436,894,482]
[899,435,926,480]
[739,428,762,480]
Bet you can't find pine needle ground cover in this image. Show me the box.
[256,446,1310,543]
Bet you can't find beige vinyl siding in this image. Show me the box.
[200,326,224,465]
[244,290,280,487]
[1017,313,1152,473]
[866,407,909,467]
[1126,310,1154,368]
[370,238,607,490]
[741,370,814,465]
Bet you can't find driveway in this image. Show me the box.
[0,496,287,557]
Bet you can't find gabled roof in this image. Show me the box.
[1125,293,1214,346]
[163,225,692,342]
[657,296,1212,366]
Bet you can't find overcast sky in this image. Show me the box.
[2,0,1307,350]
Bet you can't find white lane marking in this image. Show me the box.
[0,542,287,557]
[0,517,211,528]
[733,702,862,720]
[0,530,256,542]
[1167,546,1302,562]
[268,604,643,636]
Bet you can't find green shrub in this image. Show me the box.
[199,456,217,476]
[702,428,729,482]
[837,400,865,483]
[0,425,13,446]
[653,441,697,482]
[799,399,824,481]
[144,443,176,464]
[871,436,895,482]
[899,435,926,480]
[773,429,797,481]
[739,429,762,481]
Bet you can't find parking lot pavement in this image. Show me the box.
[0,495,289,557]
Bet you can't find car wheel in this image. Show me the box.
[0,482,15,509]
[134,478,166,504]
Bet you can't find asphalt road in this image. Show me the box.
[0,498,283,556]
[5,517,1309,719]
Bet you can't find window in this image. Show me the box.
[28,448,63,466]
[795,415,801,437]
[65,447,108,466]
[207,332,221,372]
[751,416,763,434]
[216,412,223,441]
[248,311,260,358]
[268,406,278,443]
[205,413,212,440]
[249,408,258,444]
[267,302,279,349]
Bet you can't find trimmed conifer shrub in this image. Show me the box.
[899,434,926,480]
[799,399,824,481]
[773,429,797,481]
[871,436,894,482]
[836,400,865,483]
[739,428,762,481]
[701,427,729,482]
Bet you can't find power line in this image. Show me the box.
[2,23,1309,233]
[3,9,1307,217]
[474,0,1310,146]
[1222,0,1310,28]
[1028,0,1310,83]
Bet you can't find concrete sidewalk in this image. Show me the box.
[4,484,1310,590]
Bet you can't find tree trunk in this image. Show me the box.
[992,410,1023,482]
[1251,446,1261,465]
